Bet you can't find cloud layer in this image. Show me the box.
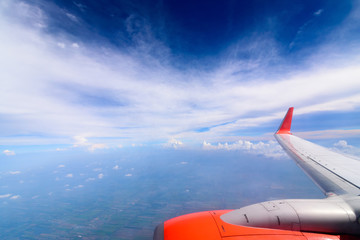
[1,1,360,148]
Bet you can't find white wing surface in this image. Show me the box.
[275,108,360,196]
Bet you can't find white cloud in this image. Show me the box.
[332,140,360,158]
[0,194,11,198]
[98,173,104,179]
[73,136,109,152]
[334,140,350,148]
[112,165,120,170]
[58,164,65,168]
[65,173,73,178]
[3,150,15,156]
[203,140,286,158]
[10,195,20,199]
[125,173,132,177]
[9,171,21,175]
[163,138,184,149]
[86,177,95,182]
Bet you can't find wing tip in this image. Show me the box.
[276,107,294,135]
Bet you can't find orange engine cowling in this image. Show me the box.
[155,211,223,240]
[154,210,342,240]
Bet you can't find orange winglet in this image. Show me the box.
[276,107,294,135]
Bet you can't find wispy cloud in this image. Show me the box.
[0,194,11,199]
[56,148,67,151]
[9,171,21,175]
[98,173,104,179]
[1,0,360,147]
[296,129,360,140]
[313,9,324,16]
[10,195,20,200]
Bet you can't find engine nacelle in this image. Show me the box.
[154,209,346,239]
[221,197,360,235]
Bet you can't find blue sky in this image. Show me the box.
[1,0,360,156]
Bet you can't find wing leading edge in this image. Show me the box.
[275,108,360,196]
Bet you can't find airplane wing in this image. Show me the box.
[275,107,360,196]
[155,108,360,239]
